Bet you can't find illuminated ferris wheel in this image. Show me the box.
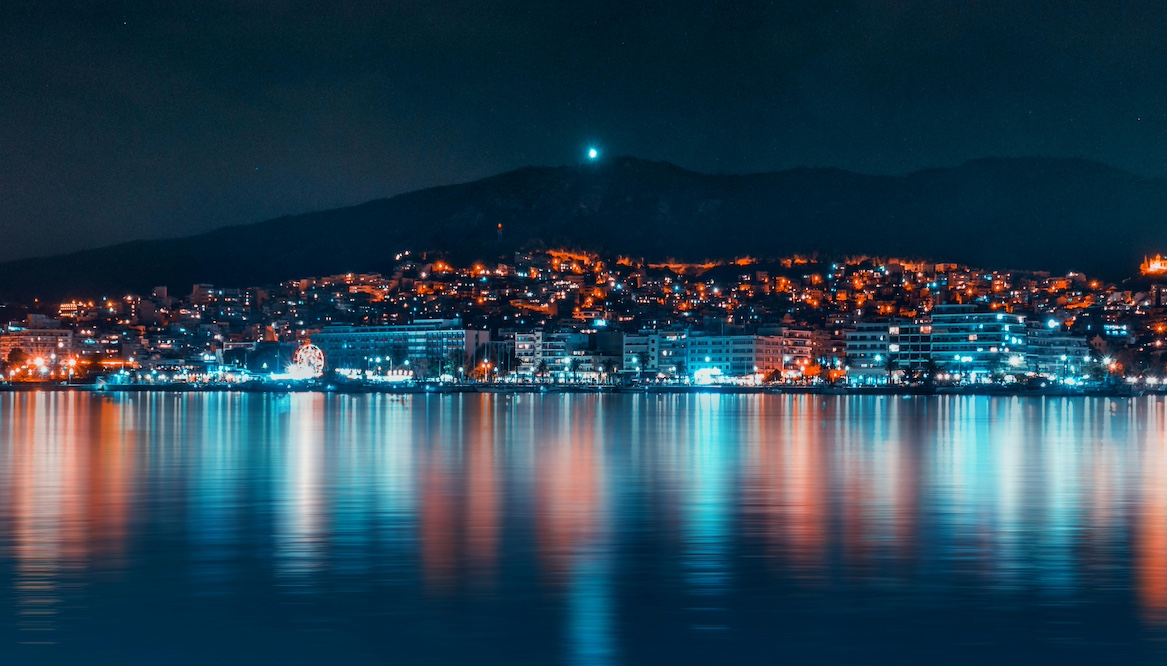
[291,343,325,377]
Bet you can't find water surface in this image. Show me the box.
[1,392,1165,664]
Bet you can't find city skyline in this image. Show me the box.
[0,246,1157,394]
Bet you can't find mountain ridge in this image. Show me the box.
[1,156,1163,301]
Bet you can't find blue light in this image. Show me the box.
[587,147,599,160]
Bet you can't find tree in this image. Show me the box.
[884,355,900,385]
[636,351,651,380]
[990,354,1006,384]
[605,360,620,384]
[536,359,549,382]
[412,357,432,380]
[923,358,939,386]
[567,357,581,384]
[441,351,462,378]
[7,347,27,368]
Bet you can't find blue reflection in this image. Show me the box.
[0,393,1162,664]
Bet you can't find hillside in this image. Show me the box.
[0,156,1163,301]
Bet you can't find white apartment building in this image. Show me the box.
[686,334,783,379]
[622,329,688,377]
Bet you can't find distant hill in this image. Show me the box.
[1,156,1164,301]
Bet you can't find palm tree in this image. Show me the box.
[567,357,580,384]
[636,351,651,380]
[923,358,939,384]
[884,355,899,385]
[536,359,549,383]
[605,360,620,384]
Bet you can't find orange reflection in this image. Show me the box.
[744,397,827,577]
[420,449,457,591]
[780,400,827,575]
[90,399,135,561]
[1138,427,1167,627]
[6,394,136,642]
[465,406,499,587]
[418,400,503,593]
[536,403,602,585]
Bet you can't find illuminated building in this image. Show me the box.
[929,304,1026,378]
[0,327,75,361]
[1025,320,1091,378]
[844,322,889,385]
[886,318,932,372]
[515,330,589,379]
[686,333,782,379]
[778,328,814,376]
[312,319,489,374]
[1141,254,1167,275]
[622,329,688,377]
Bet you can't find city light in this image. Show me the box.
[0,247,1155,393]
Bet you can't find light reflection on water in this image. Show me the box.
[0,392,1166,663]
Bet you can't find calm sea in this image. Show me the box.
[0,392,1165,664]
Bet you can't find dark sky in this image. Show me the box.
[2,1,1167,261]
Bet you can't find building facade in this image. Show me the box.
[0,328,74,362]
[515,330,590,378]
[312,319,488,376]
[929,305,1027,379]
[1025,320,1092,378]
[887,318,932,372]
[622,329,688,377]
[686,334,783,380]
[844,322,889,384]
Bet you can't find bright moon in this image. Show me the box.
[587,147,598,160]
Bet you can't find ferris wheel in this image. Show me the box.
[291,344,325,377]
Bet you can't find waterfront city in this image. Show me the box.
[3,249,1166,393]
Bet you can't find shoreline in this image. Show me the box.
[0,383,1152,398]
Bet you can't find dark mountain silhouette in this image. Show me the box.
[1,156,1163,301]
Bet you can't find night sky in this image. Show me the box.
[2,1,1166,261]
